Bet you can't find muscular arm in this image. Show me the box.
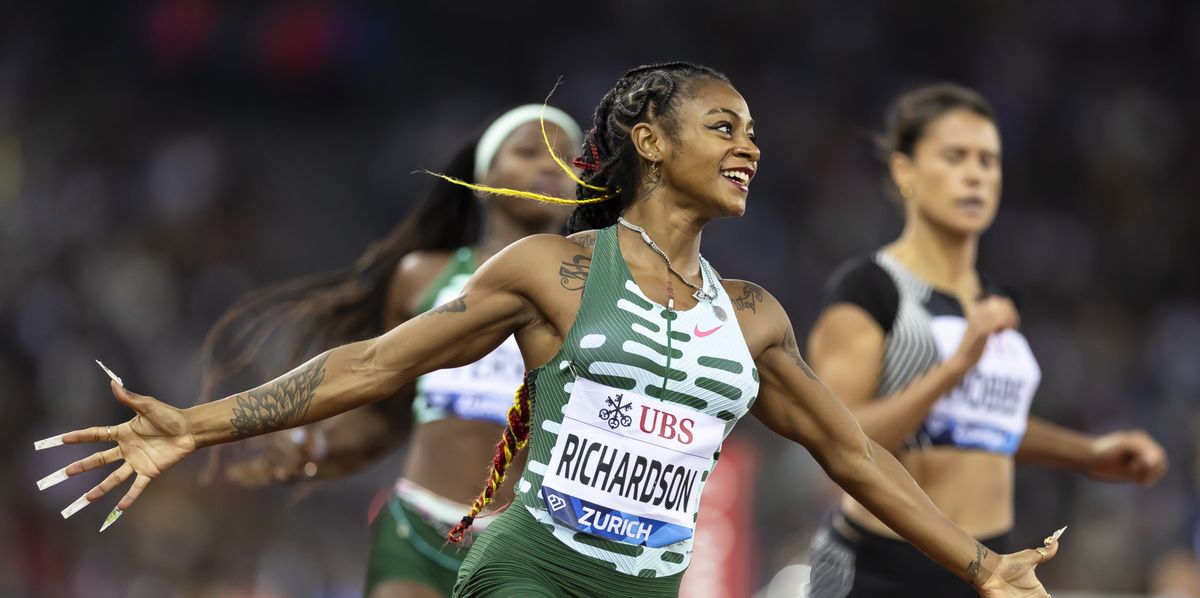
[742,285,999,587]
[183,238,548,449]
[807,304,970,449]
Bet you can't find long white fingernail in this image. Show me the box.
[37,467,69,491]
[1052,526,1067,542]
[61,494,92,519]
[95,360,123,387]
[99,508,123,532]
[34,434,66,450]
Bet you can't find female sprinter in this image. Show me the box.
[40,64,1063,598]
[805,83,1167,598]
[199,104,582,598]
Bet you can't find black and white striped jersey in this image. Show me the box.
[821,252,1042,455]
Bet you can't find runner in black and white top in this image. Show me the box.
[806,83,1169,598]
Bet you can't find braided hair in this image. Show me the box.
[566,62,729,233]
[446,379,531,543]
[445,62,729,543]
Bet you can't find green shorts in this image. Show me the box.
[365,495,471,597]
[453,501,684,597]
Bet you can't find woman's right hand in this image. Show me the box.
[950,295,1020,373]
[37,380,197,522]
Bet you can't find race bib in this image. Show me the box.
[540,378,725,548]
[924,316,1041,454]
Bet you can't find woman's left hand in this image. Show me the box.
[35,380,197,529]
[1086,430,1168,485]
[977,530,1063,598]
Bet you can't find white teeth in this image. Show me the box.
[721,170,750,184]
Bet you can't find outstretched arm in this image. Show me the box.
[221,395,411,486]
[223,250,457,486]
[186,255,530,447]
[37,236,554,517]
[739,284,1058,597]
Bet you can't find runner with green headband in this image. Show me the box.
[43,105,582,598]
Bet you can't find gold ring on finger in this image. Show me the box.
[1036,547,1048,561]
[107,426,113,441]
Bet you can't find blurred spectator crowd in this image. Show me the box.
[1,2,1197,596]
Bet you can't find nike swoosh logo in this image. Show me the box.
[694,324,723,337]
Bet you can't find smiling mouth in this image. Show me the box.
[720,168,753,192]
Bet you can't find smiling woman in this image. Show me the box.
[42,64,1063,598]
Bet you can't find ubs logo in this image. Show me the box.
[546,493,568,512]
[639,406,696,445]
[598,394,633,429]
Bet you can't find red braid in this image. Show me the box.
[572,127,603,171]
[447,378,532,543]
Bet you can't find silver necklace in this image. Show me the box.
[617,217,718,303]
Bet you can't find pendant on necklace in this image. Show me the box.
[712,304,728,322]
[692,288,717,304]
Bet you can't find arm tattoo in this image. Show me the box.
[782,328,818,380]
[419,296,466,318]
[966,542,988,583]
[559,254,591,291]
[733,283,764,313]
[230,354,329,438]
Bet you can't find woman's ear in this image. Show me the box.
[889,151,915,200]
[630,122,666,163]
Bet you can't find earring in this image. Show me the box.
[900,185,913,199]
[648,154,667,181]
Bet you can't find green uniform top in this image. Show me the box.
[511,225,761,578]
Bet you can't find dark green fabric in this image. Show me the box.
[365,496,469,597]
[453,501,684,597]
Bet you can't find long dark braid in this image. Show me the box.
[566,62,729,234]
